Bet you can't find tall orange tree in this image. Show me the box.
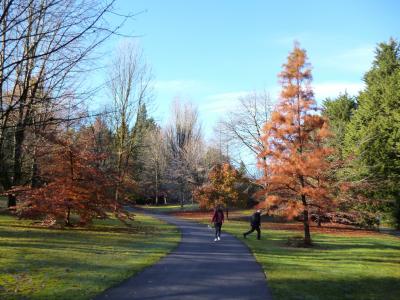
[259,43,334,245]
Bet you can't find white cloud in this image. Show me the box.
[316,45,375,73]
[337,45,375,72]
[198,82,364,115]
[313,81,365,100]
[268,81,364,102]
[199,91,249,113]
[339,45,374,59]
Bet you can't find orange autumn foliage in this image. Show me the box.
[14,130,132,226]
[193,163,246,210]
[258,43,335,245]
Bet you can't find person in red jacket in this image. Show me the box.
[211,205,225,241]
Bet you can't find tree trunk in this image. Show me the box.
[114,185,119,211]
[0,152,12,190]
[261,156,268,189]
[316,208,323,227]
[7,194,16,208]
[114,153,122,211]
[180,191,184,209]
[114,148,125,206]
[13,126,25,186]
[65,206,71,226]
[155,168,158,205]
[302,194,312,246]
[316,212,322,227]
[31,143,40,187]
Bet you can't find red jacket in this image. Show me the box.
[212,209,224,223]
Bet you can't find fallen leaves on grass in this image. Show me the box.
[172,211,384,237]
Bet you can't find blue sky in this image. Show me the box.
[94,0,399,138]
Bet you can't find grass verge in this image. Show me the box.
[174,211,400,300]
[135,203,199,213]
[0,212,180,300]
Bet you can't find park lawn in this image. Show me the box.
[175,211,400,300]
[228,222,400,300]
[0,212,180,300]
[136,204,251,216]
[136,203,199,213]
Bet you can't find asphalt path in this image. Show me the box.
[95,213,272,300]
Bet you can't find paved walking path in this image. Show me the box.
[95,213,272,300]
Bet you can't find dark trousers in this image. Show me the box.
[214,222,222,238]
[244,225,261,239]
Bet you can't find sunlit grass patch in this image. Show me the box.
[0,213,180,300]
[136,203,199,213]
[229,221,400,300]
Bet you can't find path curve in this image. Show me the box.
[95,213,272,300]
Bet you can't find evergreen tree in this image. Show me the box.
[323,93,357,160]
[344,39,400,228]
[131,103,157,179]
[133,103,156,142]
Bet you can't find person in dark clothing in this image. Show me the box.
[7,193,16,208]
[211,206,225,241]
[243,209,261,240]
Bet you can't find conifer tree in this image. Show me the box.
[259,43,334,245]
[131,103,157,179]
[344,39,400,228]
[323,93,357,160]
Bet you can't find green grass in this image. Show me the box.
[0,212,180,300]
[137,203,199,213]
[225,221,400,300]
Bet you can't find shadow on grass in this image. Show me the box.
[224,221,400,300]
[0,220,160,235]
[0,253,171,300]
[316,241,400,251]
[254,243,400,300]
[0,215,179,300]
[0,226,176,253]
[270,277,400,300]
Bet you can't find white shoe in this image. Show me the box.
[214,238,218,242]
[217,236,220,241]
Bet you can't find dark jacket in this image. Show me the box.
[251,212,261,227]
[212,209,225,224]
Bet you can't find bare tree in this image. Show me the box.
[0,0,131,190]
[108,40,152,202]
[141,127,167,204]
[204,145,229,169]
[165,100,204,206]
[218,90,273,180]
